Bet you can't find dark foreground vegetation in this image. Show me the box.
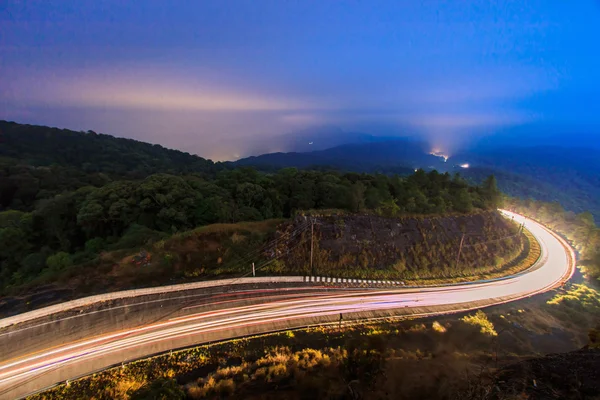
[0,121,503,293]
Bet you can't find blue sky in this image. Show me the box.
[1,1,599,160]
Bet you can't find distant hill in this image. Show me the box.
[0,120,219,210]
[0,120,218,179]
[237,139,600,219]
[241,126,402,157]
[456,147,600,218]
[235,138,442,174]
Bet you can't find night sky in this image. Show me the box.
[2,1,599,160]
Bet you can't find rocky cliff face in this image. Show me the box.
[271,211,525,280]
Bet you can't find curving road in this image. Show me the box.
[0,211,575,399]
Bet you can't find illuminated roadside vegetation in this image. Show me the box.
[546,283,600,327]
[461,310,498,336]
[504,197,600,281]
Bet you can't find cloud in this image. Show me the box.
[406,112,531,129]
[1,66,322,112]
[0,60,559,160]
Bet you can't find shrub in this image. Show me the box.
[46,252,73,272]
[432,321,447,333]
[214,378,236,396]
[461,310,498,336]
[20,252,46,275]
[85,237,106,254]
[111,224,167,250]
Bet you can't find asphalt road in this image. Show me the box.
[0,211,575,399]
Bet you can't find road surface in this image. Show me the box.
[0,211,575,399]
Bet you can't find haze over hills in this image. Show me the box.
[241,126,402,157]
[235,138,443,174]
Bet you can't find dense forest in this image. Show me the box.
[0,122,503,291]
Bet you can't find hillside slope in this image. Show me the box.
[0,120,218,178]
[274,210,528,281]
[0,120,220,211]
[458,146,600,218]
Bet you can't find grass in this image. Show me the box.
[461,310,498,336]
[432,321,447,333]
[398,227,541,286]
[544,283,600,328]
[280,211,537,284]
[547,283,600,311]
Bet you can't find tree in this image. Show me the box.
[350,182,366,212]
[575,211,596,248]
[376,198,401,217]
[453,188,473,213]
[481,175,501,209]
[20,253,46,276]
[235,182,265,209]
[0,227,31,266]
[46,252,73,271]
[84,237,106,254]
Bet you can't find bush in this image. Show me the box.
[111,224,167,250]
[20,252,46,275]
[461,310,497,336]
[85,237,106,254]
[46,252,73,272]
[214,378,236,396]
[432,321,447,333]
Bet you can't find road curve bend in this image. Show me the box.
[0,211,576,399]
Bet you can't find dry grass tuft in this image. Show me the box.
[461,310,497,336]
[432,321,447,333]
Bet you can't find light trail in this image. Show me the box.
[0,211,575,399]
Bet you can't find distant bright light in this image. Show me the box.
[308,142,313,145]
[459,163,470,168]
[430,148,449,162]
